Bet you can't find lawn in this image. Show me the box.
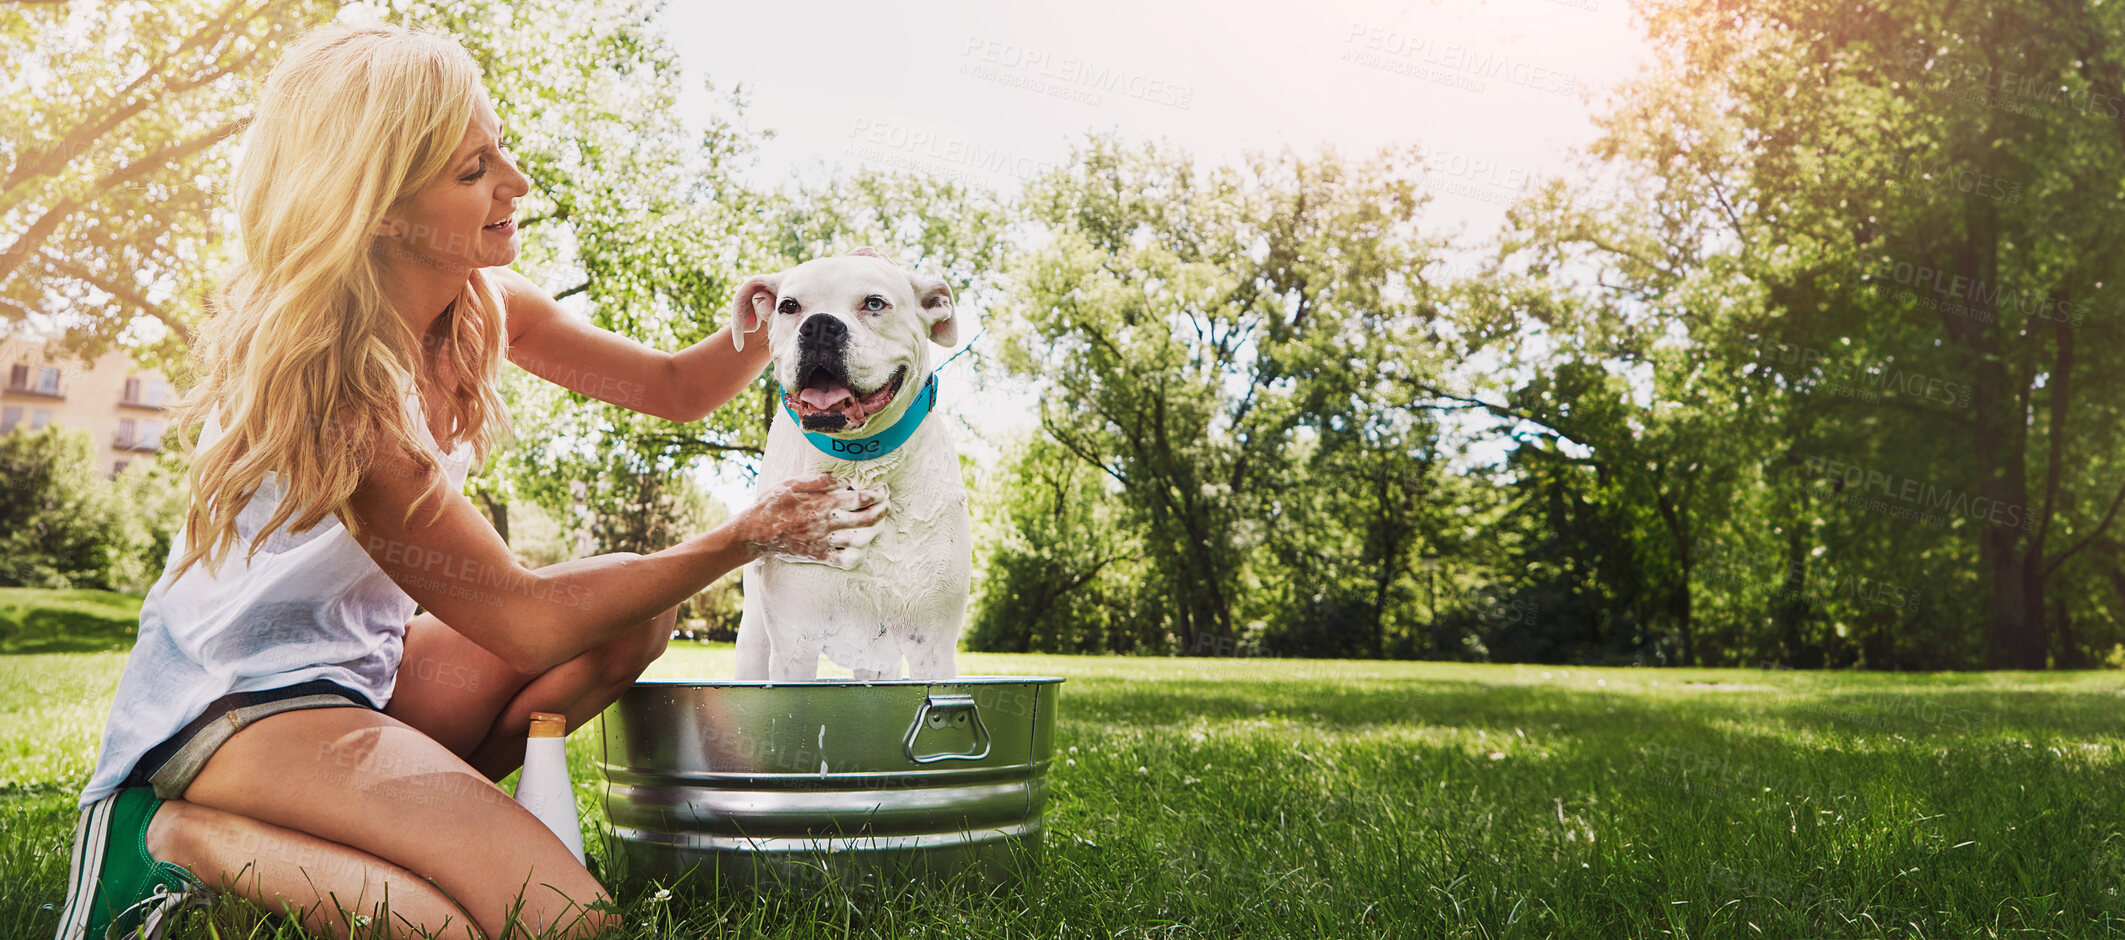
[3,646,2125,938]
[0,588,143,654]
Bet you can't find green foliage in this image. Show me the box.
[1454,0,2125,668]
[966,437,1157,654]
[0,428,184,594]
[770,169,1012,300]
[981,136,1455,657]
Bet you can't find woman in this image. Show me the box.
[52,22,884,940]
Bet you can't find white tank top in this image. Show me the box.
[77,393,474,809]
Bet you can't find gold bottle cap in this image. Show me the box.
[528,712,567,738]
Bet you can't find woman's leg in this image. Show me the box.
[386,552,678,780]
[171,707,618,939]
[146,798,478,939]
[386,603,674,780]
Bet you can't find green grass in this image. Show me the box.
[4,648,2125,937]
[0,587,143,654]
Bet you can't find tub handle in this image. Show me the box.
[903,693,992,763]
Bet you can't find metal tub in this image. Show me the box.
[596,677,1064,891]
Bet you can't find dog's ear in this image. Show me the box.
[729,273,781,352]
[910,271,958,347]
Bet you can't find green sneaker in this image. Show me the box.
[53,787,216,940]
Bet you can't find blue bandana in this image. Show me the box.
[781,372,938,461]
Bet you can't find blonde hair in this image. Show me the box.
[167,22,511,581]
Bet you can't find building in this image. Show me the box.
[0,335,176,477]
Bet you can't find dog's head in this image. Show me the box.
[729,247,958,434]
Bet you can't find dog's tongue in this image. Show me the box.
[797,385,854,410]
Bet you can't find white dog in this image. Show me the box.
[727,248,971,681]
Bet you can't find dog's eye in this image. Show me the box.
[777,298,800,315]
[863,295,887,311]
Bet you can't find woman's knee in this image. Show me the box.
[649,605,677,652]
[595,606,675,686]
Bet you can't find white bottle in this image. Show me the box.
[514,711,586,865]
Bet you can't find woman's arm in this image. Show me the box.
[489,266,772,422]
[340,435,886,675]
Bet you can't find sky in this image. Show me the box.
[661,0,1652,222]
[653,0,1660,504]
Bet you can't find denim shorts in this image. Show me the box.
[120,678,379,800]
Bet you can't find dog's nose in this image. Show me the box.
[798,315,846,346]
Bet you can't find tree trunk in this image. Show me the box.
[1653,477,1695,667]
[1369,464,1399,659]
[2054,591,2088,669]
[1775,473,1821,668]
[477,491,510,546]
[1952,220,2043,669]
[2027,312,2074,668]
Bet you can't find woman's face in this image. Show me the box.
[377,96,529,272]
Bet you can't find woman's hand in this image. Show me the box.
[733,473,890,568]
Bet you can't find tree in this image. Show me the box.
[1,0,336,368]
[997,136,1454,655]
[1449,0,2125,668]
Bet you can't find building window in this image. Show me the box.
[120,375,169,408]
[118,418,136,446]
[7,365,63,397]
[30,409,50,430]
[141,420,164,449]
[0,407,18,432]
[113,460,129,476]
